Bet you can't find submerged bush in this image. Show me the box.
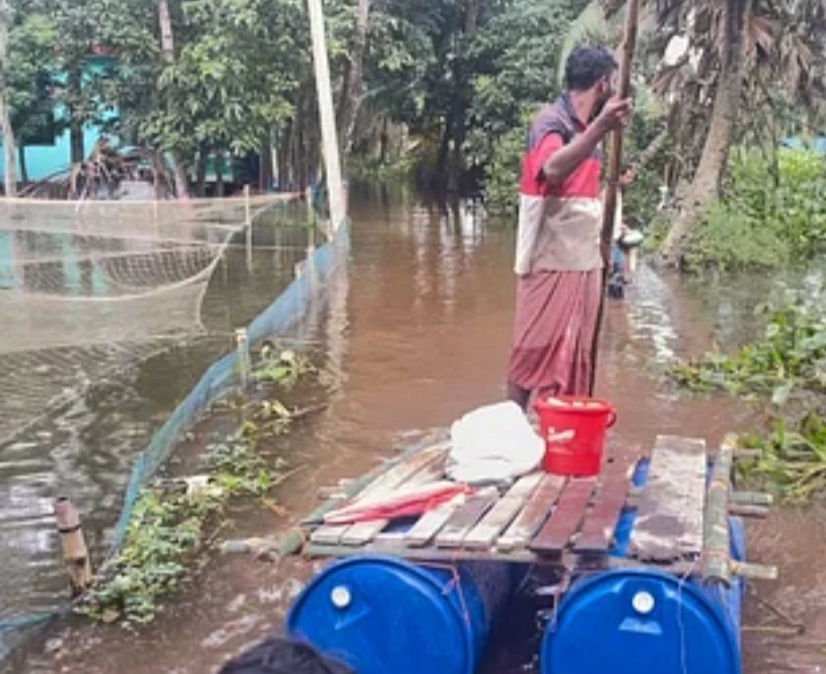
[685,147,826,270]
[79,436,276,625]
[79,350,312,625]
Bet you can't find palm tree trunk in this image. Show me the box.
[379,116,388,164]
[215,152,224,197]
[70,120,84,165]
[436,0,479,192]
[0,94,16,197]
[19,145,27,184]
[195,146,208,196]
[0,0,16,197]
[338,0,370,164]
[659,0,752,265]
[449,0,479,191]
[158,0,190,200]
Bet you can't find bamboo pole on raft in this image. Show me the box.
[702,434,735,586]
[589,0,640,396]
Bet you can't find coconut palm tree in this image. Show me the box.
[573,0,826,264]
[653,0,826,263]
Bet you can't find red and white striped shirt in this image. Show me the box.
[514,94,604,275]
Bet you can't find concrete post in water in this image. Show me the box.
[235,328,252,388]
[307,0,346,232]
[53,498,93,596]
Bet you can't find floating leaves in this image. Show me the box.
[670,286,826,501]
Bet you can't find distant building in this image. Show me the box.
[0,54,257,193]
[0,55,117,183]
[780,135,826,154]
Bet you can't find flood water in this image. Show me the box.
[6,186,826,673]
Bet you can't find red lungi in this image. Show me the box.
[507,269,602,397]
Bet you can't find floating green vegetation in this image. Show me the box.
[79,349,312,625]
[738,414,826,504]
[669,290,826,405]
[669,288,826,501]
[253,347,314,389]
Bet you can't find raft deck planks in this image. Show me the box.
[496,474,566,551]
[310,442,449,545]
[463,473,543,549]
[302,434,769,574]
[574,454,639,555]
[630,435,707,561]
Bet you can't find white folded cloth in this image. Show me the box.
[447,401,543,484]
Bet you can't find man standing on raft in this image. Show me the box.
[507,44,632,410]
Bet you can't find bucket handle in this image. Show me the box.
[607,409,618,428]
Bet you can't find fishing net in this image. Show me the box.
[0,194,291,447]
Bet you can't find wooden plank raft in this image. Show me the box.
[305,439,643,567]
[301,434,774,577]
[310,442,450,545]
[629,435,706,562]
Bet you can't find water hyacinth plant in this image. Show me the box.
[669,283,826,501]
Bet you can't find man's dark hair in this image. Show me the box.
[564,44,618,91]
[218,636,354,674]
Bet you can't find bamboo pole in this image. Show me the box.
[599,0,639,262]
[702,433,736,586]
[306,0,346,231]
[730,560,779,581]
[53,498,93,596]
[589,0,640,395]
[730,491,774,507]
[220,529,306,561]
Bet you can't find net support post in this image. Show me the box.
[235,328,253,388]
[53,497,93,596]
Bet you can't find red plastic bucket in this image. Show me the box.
[533,396,617,477]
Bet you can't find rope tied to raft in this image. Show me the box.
[419,560,473,627]
[676,557,700,674]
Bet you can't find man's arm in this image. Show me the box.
[542,97,631,186]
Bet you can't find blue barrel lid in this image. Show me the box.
[287,555,477,674]
[541,569,740,674]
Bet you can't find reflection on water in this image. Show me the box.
[624,263,680,362]
[8,186,826,674]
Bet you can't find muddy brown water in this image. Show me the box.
[6,186,826,673]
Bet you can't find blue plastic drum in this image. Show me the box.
[287,555,511,674]
[540,456,746,674]
[540,568,741,674]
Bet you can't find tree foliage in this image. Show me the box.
[1,0,825,205]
